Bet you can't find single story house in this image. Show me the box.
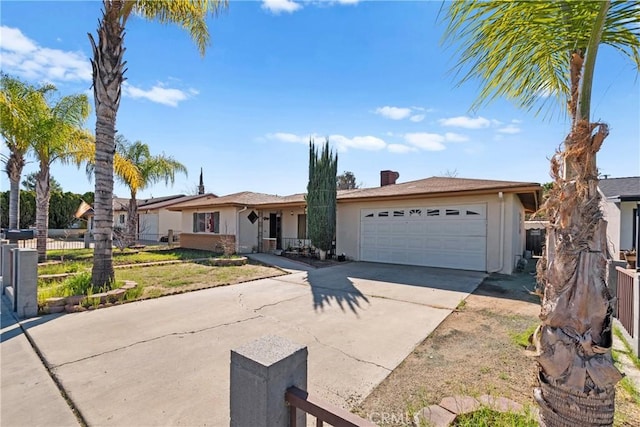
[599,176,640,260]
[169,171,542,274]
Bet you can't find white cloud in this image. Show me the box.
[262,0,302,14]
[0,26,91,82]
[444,132,469,142]
[438,116,491,129]
[330,134,386,151]
[266,132,306,143]
[122,82,196,107]
[375,105,432,122]
[404,133,446,151]
[497,124,521,134]
[266,132,386,151]
[375,106,412,120]
[387,144,416,153]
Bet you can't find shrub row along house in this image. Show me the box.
[169,171,542,275]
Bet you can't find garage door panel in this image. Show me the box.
[360,204,487,271]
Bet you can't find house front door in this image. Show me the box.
[269,213,282,250]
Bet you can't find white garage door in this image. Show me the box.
[360,204,487,271]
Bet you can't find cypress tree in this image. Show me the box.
[306,138,337,257]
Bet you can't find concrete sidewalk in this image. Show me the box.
[1,297,78,426]
[3,261,486,426]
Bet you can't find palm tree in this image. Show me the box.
[443,2,639,425]
[88,0,227,287]
[0,74,54,232]
[114,135,187,243]
[30,90,91,262]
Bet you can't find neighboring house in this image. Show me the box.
[112,197,131,229]
[169,171,542,274]
[137,194,212,241]
[599,176,640,260]
[524,220,549,257]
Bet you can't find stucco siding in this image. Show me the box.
[158,210,183,236]
[601,200,621,259]
[281,208,306,240]
[237,208,258,253]
[336,193,521,274]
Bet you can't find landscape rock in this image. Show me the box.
[439,395,481,415]
[417,405,456,427]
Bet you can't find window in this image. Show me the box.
[466,210,480,216]
[409,209,422,217]
[193,212,220,233]
[446,209,460,216]
[393,210,405,217]
[297,214,307,239]
[378,211,389,217]
[119,214,125,224]
[427,209,440,216]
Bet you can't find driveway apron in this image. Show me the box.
[17,260,486,426]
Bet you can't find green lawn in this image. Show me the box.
[40,247,220,275]
[115,262,283,297]
[38,260,285,309]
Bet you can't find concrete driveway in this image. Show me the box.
[14,260,486,426]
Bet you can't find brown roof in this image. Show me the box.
[167,191,306,210]
[167,177,542,212]
[138,194,214,211]
[337,176,540,200]
[112,198,131,212]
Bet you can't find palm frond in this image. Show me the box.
[125,0,228,55]
[442,0,640,116]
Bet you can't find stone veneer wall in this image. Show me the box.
[180,233,236,252]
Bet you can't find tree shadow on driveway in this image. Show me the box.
[304,271,370,315]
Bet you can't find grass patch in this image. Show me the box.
[452,406,538,427]
[38,272,94,303]
[509,323,538,349]
[619,377,640,405]
[40,247,221,275]
[39,262,85,275]
[613,326,640,370]
[115,263,279,291]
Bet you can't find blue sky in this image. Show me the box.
[1,0,638,200]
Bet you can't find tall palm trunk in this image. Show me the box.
[35,162,50,262]
[127,191,137,245]
[88,0,125,288]
[534,45,622,427]
[6,152,25,231]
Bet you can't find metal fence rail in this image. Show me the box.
[285,386,375,427]
[616,267,636,338]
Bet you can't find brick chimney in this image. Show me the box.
[380,170,400,186]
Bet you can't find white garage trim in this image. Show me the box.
[359,204,487,271]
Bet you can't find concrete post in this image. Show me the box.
[12,248,38,318]
[230,335,307,427]
[84,230,92,249]
[168,229,174,246]
[1,243,18,294]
